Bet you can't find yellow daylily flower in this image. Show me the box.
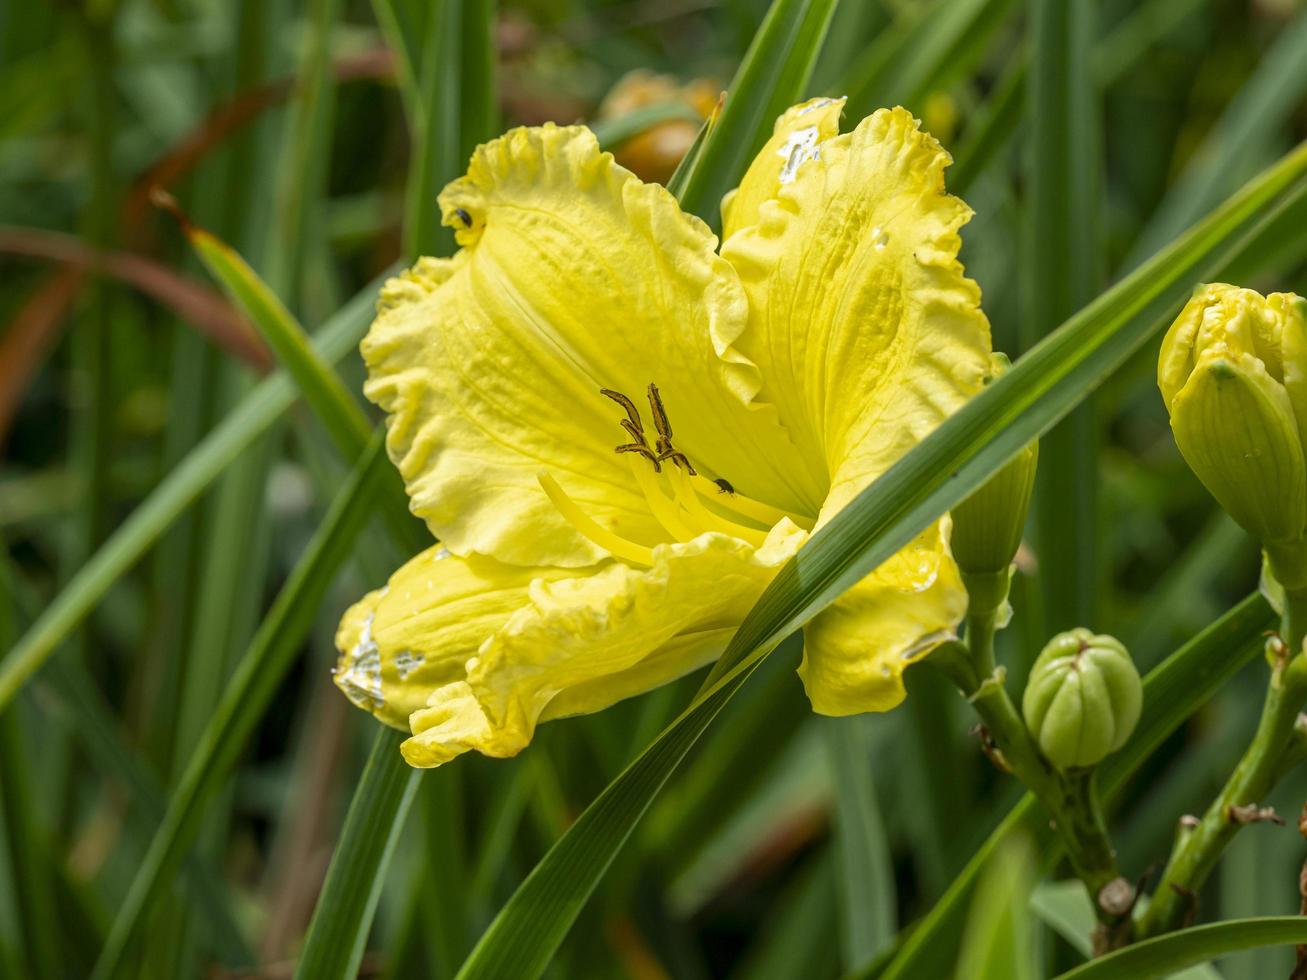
[334,100,993,768]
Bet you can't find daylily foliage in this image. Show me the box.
[334,99,993,768]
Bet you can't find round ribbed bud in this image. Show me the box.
[951,354,1038,575]
[1022,629,1142,770]
[1158,284,1307,554]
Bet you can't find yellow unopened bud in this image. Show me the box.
[1158,284,1307,550]
[952,354,1039,575]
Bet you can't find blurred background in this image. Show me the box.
[2,0,1307,977]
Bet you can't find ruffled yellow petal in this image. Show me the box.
[362,124,813,570]
[333,546,579,729]
[721,96,846,241]
[720,106,992,529]
[402,522,807,767]
[798,519,967,714]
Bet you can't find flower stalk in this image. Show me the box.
[1137,584,1307,939]
[933,572,1133,949]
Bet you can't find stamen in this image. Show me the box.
[628,458,696,541]
[615,442,661,468]
[538,473,654,565]
[666,466,767,546]
[690,473,814,530]
[601,388,644,430]
[646,383,696,475]
[646,383,674,442]
[603,387,661,470]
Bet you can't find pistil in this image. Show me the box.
[538,473,655,565]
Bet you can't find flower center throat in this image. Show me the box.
[537,384,811,566]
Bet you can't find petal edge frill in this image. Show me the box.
[402,523,806,767]
[362,124,814,571]
[721,106,992,523]
[333,546,579,730]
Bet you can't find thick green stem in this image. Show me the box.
[1137,584,1307,939]
[938,571,1129,944]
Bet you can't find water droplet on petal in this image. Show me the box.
[778,126,821,184]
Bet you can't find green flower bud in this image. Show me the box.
[1158,284,1307,548]
[951,354,1039,575]
[1022,628,1142,770]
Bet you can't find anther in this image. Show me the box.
[615,443,661,469]
[646,383,696,474]
[602,387,660,470]
[647,383,674,442]
[601,388,644,430]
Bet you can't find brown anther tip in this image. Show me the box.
[1097,877,1135,917]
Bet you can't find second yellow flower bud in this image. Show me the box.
[1158,284,1307,562]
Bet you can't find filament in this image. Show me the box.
[666,466,767,546]
[628,458,696,541]
[538,473,654,565]
[689,474,814,531]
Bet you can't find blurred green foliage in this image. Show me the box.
[2,0,1307,977]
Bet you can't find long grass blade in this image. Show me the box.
[181,209,371,454]
[0,271,390,713]
[1124,9,1307,269]
[954,838,1037,980]
[292,728,421,980]
[0,552,60,978]
[37,657,254,965]
[673,0,839,228]
[949,54,1026,197]
[822,715,895,970]
[263,0,342,303]
[175,211,425,557]
[589,103,704,151]
[89,432,394,979]
[844,0,1016,121]
[1053,918,1307,980]
[1025,0,1100,634]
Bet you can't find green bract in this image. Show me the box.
[1158,284,1307,580]
[1023,629,1143,770]
[951,354,1040,575]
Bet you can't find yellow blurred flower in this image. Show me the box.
[335,100,993,767]
[596,69,720,183]
[1158,283,1307,583]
